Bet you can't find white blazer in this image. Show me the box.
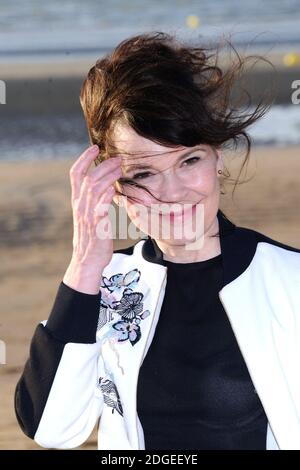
[32,210,300,450]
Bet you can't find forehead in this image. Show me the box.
[111,123,187,167]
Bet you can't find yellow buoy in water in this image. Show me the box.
[283,52,300,67]
[186,15,200,29]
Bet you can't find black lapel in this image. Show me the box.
[218,211,258,287]
[141,209,259,287]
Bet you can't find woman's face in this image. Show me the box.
[112,123,223,246]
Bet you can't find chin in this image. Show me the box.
[167,234,204,245]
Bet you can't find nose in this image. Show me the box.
[156,169,190,204]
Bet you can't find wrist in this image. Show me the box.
[63,259,104,295]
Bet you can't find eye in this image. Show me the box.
[132,171,153,180]
[182,156,201,166]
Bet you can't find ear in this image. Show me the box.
[215,148,224,174]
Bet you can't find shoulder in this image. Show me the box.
[236,225,300,255]
[219,212,300,285]
[218,210,300,283]
[233,225,300,278]
[219,221,300,304]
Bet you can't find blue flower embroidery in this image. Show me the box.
[112,321,141,344]
[102,269,141,295]
[98,268,150,346]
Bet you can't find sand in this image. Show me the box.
[0,145,299,450]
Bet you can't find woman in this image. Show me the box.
[15,32,300,450]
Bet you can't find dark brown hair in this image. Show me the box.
[80,31,275,203]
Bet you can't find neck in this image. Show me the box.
[154,216,221,263]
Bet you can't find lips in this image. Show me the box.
[170,205,196,218]
[158,202,199,218]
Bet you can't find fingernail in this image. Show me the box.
[90,145,99,153]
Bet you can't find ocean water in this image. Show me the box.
[0,1,299,157]
[0,0,300,56]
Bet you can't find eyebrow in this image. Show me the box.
[123,146,206,173]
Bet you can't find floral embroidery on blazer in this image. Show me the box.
[98,268,150,346]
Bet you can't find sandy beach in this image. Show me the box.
[0,145,299,450]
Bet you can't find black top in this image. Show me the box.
[136,253,268,450]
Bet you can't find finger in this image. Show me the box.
[88,156,123,183]
[70,145,100,200]
[76,167,121,220]
[71,151,122,200]
[76,144,100,168]
[72,145,100,175]
[84,186,113,222]
[83,165,123,198]
[72,145,122,177]
[71,155,121,203]
[94,186,116,218]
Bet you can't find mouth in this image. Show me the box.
[157,201,201,220]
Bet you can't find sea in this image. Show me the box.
[0,0,300,159]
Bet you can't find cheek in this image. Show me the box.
[124,201,153,236]
[123,193,152,226]
[121,184,152,202]
[190,165,219,194]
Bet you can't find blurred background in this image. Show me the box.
[0,0,299,450]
